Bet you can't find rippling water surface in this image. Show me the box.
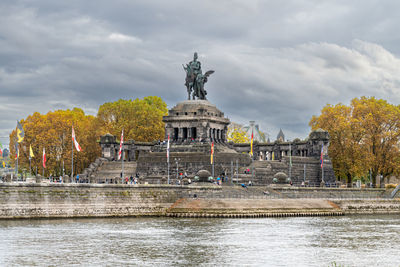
[1,215,400,266]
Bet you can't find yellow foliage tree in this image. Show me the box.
[10,108,101,177]
[310,97,400,187]
[97,96,168,142]
[227,125,250,143]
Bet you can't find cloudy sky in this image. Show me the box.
[1,0,400,147]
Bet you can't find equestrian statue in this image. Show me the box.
[183,52,214,100]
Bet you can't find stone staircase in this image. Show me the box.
[93,161,137,183]
[250,157,326,186]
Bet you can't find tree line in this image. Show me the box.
[10,95,399,186]
[9,96,167,177]
[310,96,400,187]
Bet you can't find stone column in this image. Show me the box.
[179,128,183,142]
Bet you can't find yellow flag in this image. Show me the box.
[272,151,275,160]
[17,121,24,143]
[250,131,254,156]
[29,145,35,158]
[2,161,5,168]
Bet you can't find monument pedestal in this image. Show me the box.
[163,100,230,144]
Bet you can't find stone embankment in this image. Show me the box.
[0,183,399,219]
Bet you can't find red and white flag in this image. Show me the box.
[72,126,82,152]
[210,142,214,164]
[42,148,46,169]
[118,129,124,160]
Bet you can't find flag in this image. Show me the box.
[167,134,170,161]
[210,142,214,164]
[272,151,275,161]
[17,121,24,143]
[320,143,324,168]
[0,148,2,157]
[2,161,5,168]
[118,129,124,160]
[29,145,35,158]
[42,148,46,168]
[250,131,254,156]
[71,126,82,152]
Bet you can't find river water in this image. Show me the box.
[0,215,399,267]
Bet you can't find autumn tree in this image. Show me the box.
[10,108,101,177]
[97,96,168,142]
[310,97,400,187]
[227,125,250,143]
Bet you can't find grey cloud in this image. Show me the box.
[2,1,400,148]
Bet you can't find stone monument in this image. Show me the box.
[93,53,337,186]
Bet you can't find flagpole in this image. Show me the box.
[212,142,215,179]
[121,129,124,184]
[211,142,214,178]
[321,143,325,185]
[167,135,170,185]
[250,131,254,182]
[322,160,324,183]
[212,160,214,178]
[16,143,18,177]
[251,156,254,181]
[71,126,74,179]
[167,159,170,185]
[289,142,292,181]
[121,149,124,184]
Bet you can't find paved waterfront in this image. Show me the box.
[1,215,400,266]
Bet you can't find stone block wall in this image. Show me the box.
[0,183,185,219]
[136,151,251,178]
[0,184,396,219]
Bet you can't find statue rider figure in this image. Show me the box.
[189,52,202,81]
[183,52,202,100]
[183,52,214,100]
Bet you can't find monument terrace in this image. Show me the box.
[81,53,335,186]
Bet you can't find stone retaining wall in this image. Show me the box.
[0,184,398,219]
[0,183,185,219]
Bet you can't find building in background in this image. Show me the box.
[277,129,285,142]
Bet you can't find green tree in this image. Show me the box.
[97,96,168,142]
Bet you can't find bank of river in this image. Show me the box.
[1,215,400,266]
[1,183,399,219]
